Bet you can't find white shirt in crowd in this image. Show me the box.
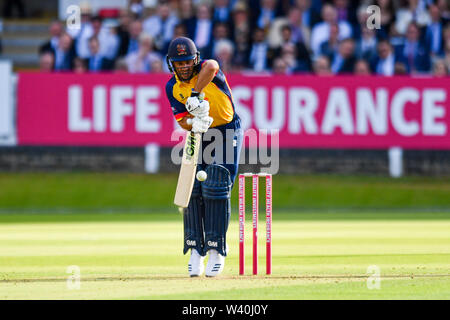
[310,21,352,57]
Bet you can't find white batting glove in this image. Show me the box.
[188,116,213,133]
[186,97,210,118]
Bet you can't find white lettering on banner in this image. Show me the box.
[232,86,448,137]
[93,86,107,132]
[68,85,91,132]
[322,88,354,134]
[233,86,252,130]
[111,86,134,132]
[422,89,446,136]
[254,87,285,130]
[68,85,162,133]
[356,88,388,135]
[288,87,318,134]
[391,88,420,136]
[136,86,161,133]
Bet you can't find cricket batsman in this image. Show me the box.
[165,37,243,277]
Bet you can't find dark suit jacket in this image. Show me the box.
[83,56,114,72]
[393,42,431,73]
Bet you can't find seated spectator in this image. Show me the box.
[39,20,63,55]
[311,3,352,57]
[212,0,232,24]
[213,39,235,73]
[313,55,333,76]
[255,0,279,30]
[230,1,251,69]
[121,19,143,57]
[84,36,114,72]
[150,59,164,73]
[69,3,94,58]
[249,27,269,72]
[372,39,399,76]
[394,61,408,75]
[54,33,75,71]
[319,22,340,58]
[295,0,321,29]
[116,9,133,58]
[424,3,446,57]
[355,24,378,62]
[73,57,88,74]
[395,0,431,35]
[272,57,289,74]
[270,24,311,72]
[432,58,449,77]
[90,15,120,61]
[129,0,144,18]
[353,59,372,76]
[206,22,231,60]
[186,3,213,58]
[39,52,55,72]
[329,38,357,74]
[114,58,129,73]
[394,22,431,73]
[268,6,310,50]
[125,33,162,73]
[143,1,179,53]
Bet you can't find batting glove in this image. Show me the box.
[186,96,210,118]
[189,116,213,133]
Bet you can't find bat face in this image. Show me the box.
[174,131,201,208]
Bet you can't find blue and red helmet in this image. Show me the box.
[166,37,200,78]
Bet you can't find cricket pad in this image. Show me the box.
[183,178,205,256]
[202,164,232,256]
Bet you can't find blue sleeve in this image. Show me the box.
[165,78,188,119]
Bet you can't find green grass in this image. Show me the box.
[0,173,449,299]
[1,172,450,210]
[0,212,449,299]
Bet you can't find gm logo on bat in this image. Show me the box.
[185,134,196,159]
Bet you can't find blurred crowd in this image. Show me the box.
[38,0,450,77]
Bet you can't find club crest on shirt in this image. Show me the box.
[177,44,187,55]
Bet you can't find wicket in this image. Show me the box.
[238,172,272,275]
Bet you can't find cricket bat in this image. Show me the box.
[173,93,205,208]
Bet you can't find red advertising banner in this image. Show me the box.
[17,73,450,149]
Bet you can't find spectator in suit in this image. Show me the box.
[54,33,75,71]
[313,55,333,76]
[69,2,94,59]
[116,9,133,58]
[84,37,113,72]
[271,24,312,72]
[73,57,88,74]
[272,57,290,74]
[213,39,235,73]
[256,0,279,30]
[425,3,446,57]
[432,58,449,77]
[206,22,231,60]
[372,39,397,76]
[319,22,340,58]
[178,0,195,21]
[295,0,321,29]
[125,33,162,73]
[354,59,372,75]
[90,15,120,61]
[249,27,269,72]
[394,22,431,73]
[355,24,378,62]
[39,20,63,55]
[230,1,251,69]
[186,3,213,57]
[395,0,431,35]
[329,38,357,74]
[333,0,357,27]
[268,6,310,50]
[143,2,179,53]
[126,19,143,56]
[212,0,232,24]
[39,52,55,72]
[310,3,352,57]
